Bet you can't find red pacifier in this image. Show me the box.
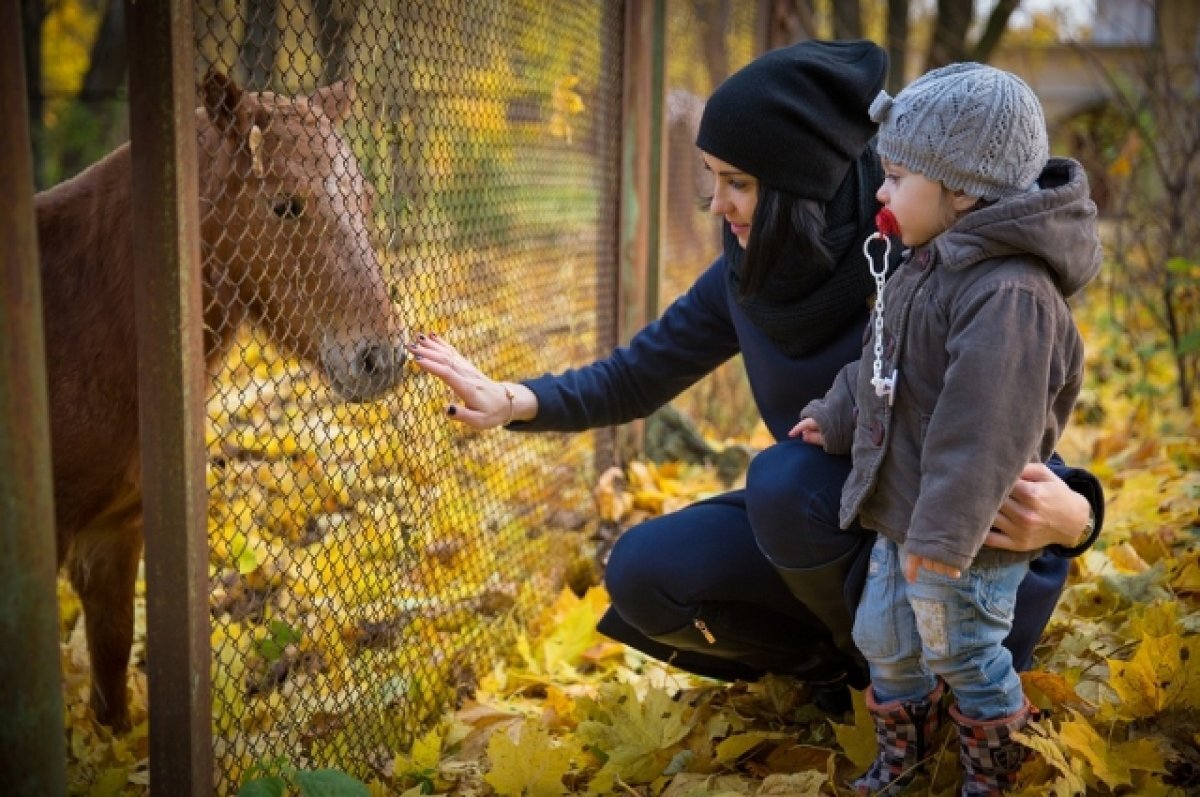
[874,207,900,237]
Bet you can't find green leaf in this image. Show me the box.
[294,768,372,797]
[237,776,287,797]
[270,619,303,644]
[256,620,303,662]
[91,767,130,797]
[1165,257,1194,275]
[1176,328,1200,355]
[236,544,260,575]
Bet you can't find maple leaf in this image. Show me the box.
[534,588,612,677]
[1057,710,1167,790]
[1125,600,1181,638]
[392,726,443,787]
[1019,670,1087,710]
[575,681,696,790]
[829,689,875,770]
[1012,721,1088,795]
[657,772,756,795]
[758,771,829,794]
[1171,549,1200,594]
[1106,630,1200,718]
[712,731,792,767]
[484,721,575,796]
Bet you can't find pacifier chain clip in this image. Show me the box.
[864,208,899,405]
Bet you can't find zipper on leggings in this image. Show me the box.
[693,619,716,644]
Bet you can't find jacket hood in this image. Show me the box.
[934,157,1101,298]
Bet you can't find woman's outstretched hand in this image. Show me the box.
[985,462,1092,551]
[407,333,533,430]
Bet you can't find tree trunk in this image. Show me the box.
[971,0,1019,62]
[885,0,909,93]
[60,0,127,179]
[926,0,973,70]
[238,0,280,91]
[701,0,731,87]
[21,0,45,188]
[312,0,351,86]
[832,0,862,40]
[764,0,818,49]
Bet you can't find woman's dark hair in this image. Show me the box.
[738,184,830,296]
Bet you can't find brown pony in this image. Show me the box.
[36,71,405,730]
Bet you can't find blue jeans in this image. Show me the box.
[851,536,1028,719]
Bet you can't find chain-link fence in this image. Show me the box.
[660,1,764,440]
[193,1,623,789]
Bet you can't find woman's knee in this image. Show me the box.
[746,442,855,567]
[603,523,659,609]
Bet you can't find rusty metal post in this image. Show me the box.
[617,0,667,462]
[125,1,212,794]
[0,4,68,794]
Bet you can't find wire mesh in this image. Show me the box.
[660,1,764,439]
[194,1,623,789]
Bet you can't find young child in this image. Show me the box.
[791,63,1101,795]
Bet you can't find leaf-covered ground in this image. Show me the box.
[59,309,1200,795]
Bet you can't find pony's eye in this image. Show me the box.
[271,196,305,219]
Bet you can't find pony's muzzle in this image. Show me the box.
[322,337,406,402]
[355,342,406,379]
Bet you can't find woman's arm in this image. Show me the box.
[409,258,741,432]
[984,460,1104,557]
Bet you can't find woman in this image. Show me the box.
[409,39,1103,712]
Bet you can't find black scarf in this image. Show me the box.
[726,149,894,357]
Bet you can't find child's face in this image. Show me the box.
[701,151,758,250]
[876,158,976,247]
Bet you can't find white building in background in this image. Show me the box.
[1092,0,1157,44]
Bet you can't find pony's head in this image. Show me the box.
[199,70,405,402]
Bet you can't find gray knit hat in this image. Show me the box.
[869,62,1048,201]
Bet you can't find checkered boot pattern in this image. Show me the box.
[852,680,945,796]
[949,698,1036,796]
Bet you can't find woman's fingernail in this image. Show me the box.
[417,334,426,340]
[447,405,456,416]
[430,332,440,339]
[412,354,422,361]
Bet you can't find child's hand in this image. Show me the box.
[904,553,962,583]
[789,417,825,446]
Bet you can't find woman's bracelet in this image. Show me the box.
[1069,506,1096,549]
[501,383,516,426]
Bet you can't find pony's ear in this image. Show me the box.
[201,68,249,138]
[311,79,356,123]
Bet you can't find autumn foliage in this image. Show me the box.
[56,282,1200,796]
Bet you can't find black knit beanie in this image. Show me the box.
[696,39,888,203]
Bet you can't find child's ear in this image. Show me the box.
[950,190,981,213]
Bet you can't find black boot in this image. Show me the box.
[811,678,853,715]
[772,538,871,688]
[596,606,762,682]
[597,602,851,685]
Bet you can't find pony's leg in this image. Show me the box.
[68,492,143,732]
